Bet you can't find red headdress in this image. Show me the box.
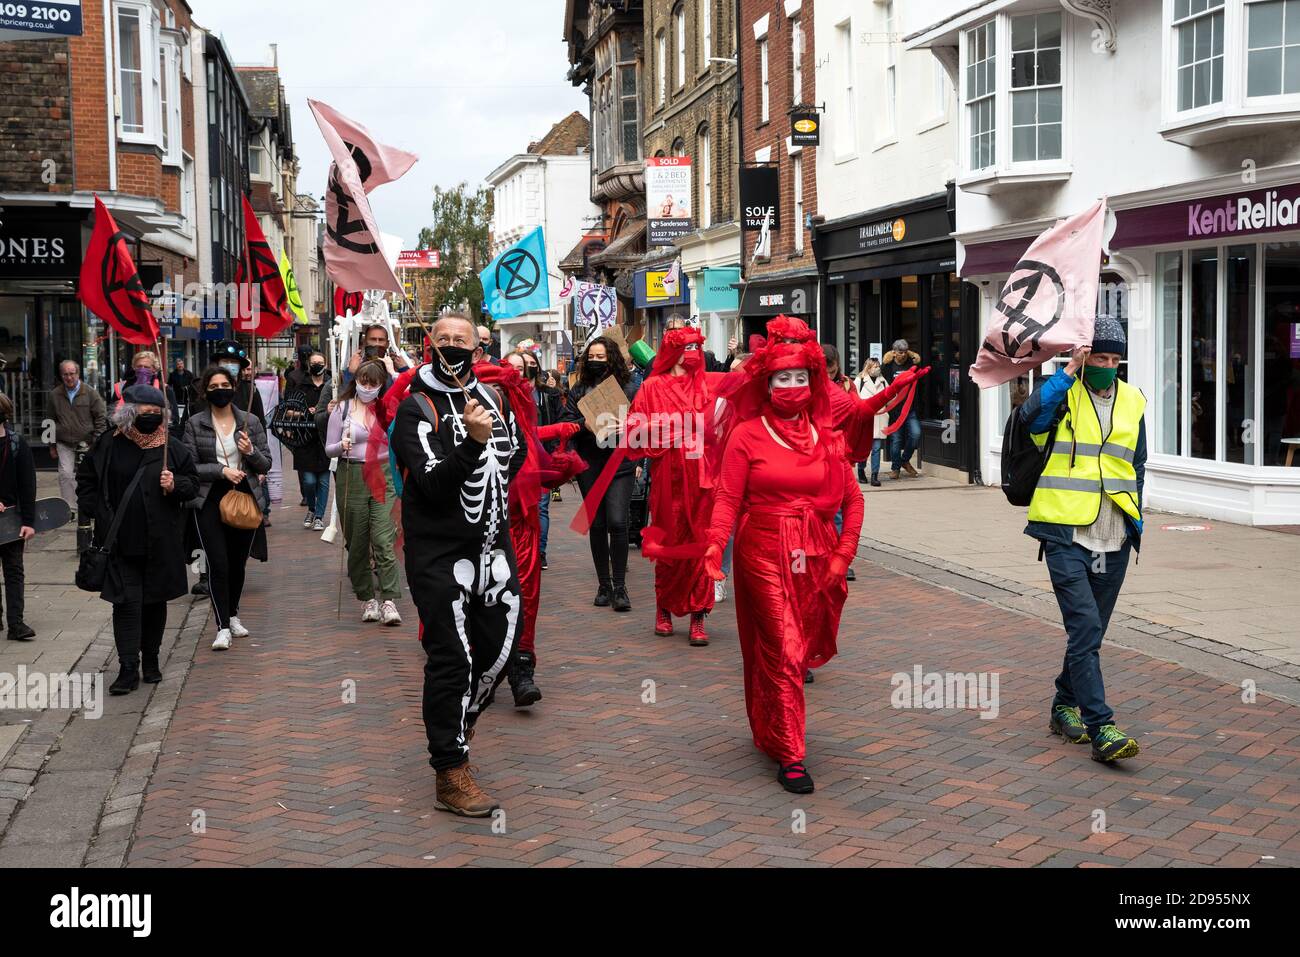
[649,326,707,377]
[765,314,815,344]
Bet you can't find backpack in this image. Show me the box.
[1001,401,1066,507]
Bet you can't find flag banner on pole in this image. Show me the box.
[480,226,550,320]
[235,196,295,338]
[969,199,1109,389]
[334,288,364,318]
[78,196,160,346]
[309,99,418,295]
[278,249,310,325]
[661,258,681,297]
[567,281,617,327]
[557,275,577,301]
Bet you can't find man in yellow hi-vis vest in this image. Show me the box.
[1019,316,1145,763]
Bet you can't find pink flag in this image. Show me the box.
[308,99,419,295]
[970,198,1109,389]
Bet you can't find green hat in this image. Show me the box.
[629,339,655,370]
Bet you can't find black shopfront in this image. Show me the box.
[813,190,981,481]
[737,272,820,346]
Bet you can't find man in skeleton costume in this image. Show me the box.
[390,313,527,817]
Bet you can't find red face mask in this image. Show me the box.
[770,385,812,417]
[680,350,703,372]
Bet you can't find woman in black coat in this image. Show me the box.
[285,349,333,528]
[76,384,199,695]
[560,337,639,613]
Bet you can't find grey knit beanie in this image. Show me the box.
[1091,315,1127,358]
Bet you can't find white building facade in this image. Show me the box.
[909,0,1300,525]
[487,150,599,367]
[813,0,980,480]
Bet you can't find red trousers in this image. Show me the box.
[732,512,847,764]
[509,510,541,659]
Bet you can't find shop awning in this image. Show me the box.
[827,255,957,284]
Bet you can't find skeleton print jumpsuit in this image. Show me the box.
[391,365,527,771]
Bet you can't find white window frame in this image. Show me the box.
[699,125,712,229]
[791,16,804,104]
[181,154,196,237]
[701,0,713,69]
[159,32,183,167]
[657,29,667,106]
[676,6,686,89]
[1009,10,1064,164]
[759,38,770,122]
[835,19,857,159]
[958,12,1071,181]
[1245,0,1300,98]
[792,153,804,253]
[883,2,898,139]
[115,1,158,145]
[1171,0,1227,114]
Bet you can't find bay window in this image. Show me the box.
[1174,0,1225,111]
[593,33,641,172]
[1246,0,1300,97]
[117,5,147,137]
[159,35,183,166]
[961,12,1069,180]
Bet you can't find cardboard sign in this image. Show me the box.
[576,374,630,443]
[600,324,634,364]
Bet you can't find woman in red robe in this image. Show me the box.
[630,327,722,646]
[704,340,865,794]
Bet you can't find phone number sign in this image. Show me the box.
[0,1,83,39]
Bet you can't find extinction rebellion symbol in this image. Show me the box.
[987,259,1065,359]
[496,248,541,301]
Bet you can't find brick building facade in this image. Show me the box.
[737,0,820,343]
[642,0,740,355]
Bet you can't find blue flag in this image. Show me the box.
[480,226,550,320]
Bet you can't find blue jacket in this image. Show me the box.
[1019,367,1146,551]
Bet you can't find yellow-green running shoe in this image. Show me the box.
[1049,705,1090,743]
[1090,724,1140,763]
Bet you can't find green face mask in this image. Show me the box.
[1082,365,1118,391]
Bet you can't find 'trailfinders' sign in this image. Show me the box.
[646,157,693,246]
[0,0,82,39]
[0,206,81,279]
[739,165,780,232]
[791,111,820,146]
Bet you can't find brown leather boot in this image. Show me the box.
[435,763,498,817]
[902,461,919,477]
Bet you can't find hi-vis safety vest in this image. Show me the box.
[1027,378,1145,527]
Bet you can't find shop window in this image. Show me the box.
[1189,247,1219,460]
[1263,242,1300,466]
[1173,0,1225,111]
[1156,252,1184,455]
[1225,245,1257,464]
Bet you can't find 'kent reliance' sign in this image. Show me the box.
[0,0,82,39]
[1112,182,1300,249]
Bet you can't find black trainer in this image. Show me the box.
[540,552,548,570]
[593,583,612,607]
[611,584,631,613]
[191,574,209,597]
[845,567,856,581]
[803,669,814,684]
[778,762,815,794]
[7,622,35,641]
[508,651,542,708]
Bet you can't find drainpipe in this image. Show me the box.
[103,0,117,191]
[734,0,744,341]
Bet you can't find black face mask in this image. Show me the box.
[207,389,235,409]
[309,363,326,376]
[434,346,475,384]
[586,360,608,380]
[135,413,164,434]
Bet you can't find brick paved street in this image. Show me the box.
[126,495,1300,868]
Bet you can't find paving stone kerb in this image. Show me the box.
[125,496,1300,868]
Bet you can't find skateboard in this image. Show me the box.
[0,497,73,546]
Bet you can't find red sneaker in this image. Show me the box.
[654,608,674,636]
[688,612,708,646]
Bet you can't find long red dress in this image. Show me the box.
[630,328,719,617]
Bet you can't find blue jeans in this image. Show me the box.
[857,438,886,478]
[300,470,331,521]
[538,490,551,556]
[722,537,733,577]
[1044,539,1132,736]
[889,411,922,471]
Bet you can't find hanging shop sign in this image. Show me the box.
[740,164,780,232]
[396,249,441,269]
[646,157,693,246]
[696,267,741,314]
[791,111,820,146]
[635,268,690,309]
[0,206,81,279]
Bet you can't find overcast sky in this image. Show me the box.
[209,1,587,249]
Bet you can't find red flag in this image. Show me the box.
[235,196,295,338]
[77,196,160,346]
[334,288,364,317]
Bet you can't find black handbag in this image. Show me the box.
[76,461,148,593]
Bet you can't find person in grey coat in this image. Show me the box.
[182,365,271,652]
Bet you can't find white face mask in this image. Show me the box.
[356,385,381,404]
